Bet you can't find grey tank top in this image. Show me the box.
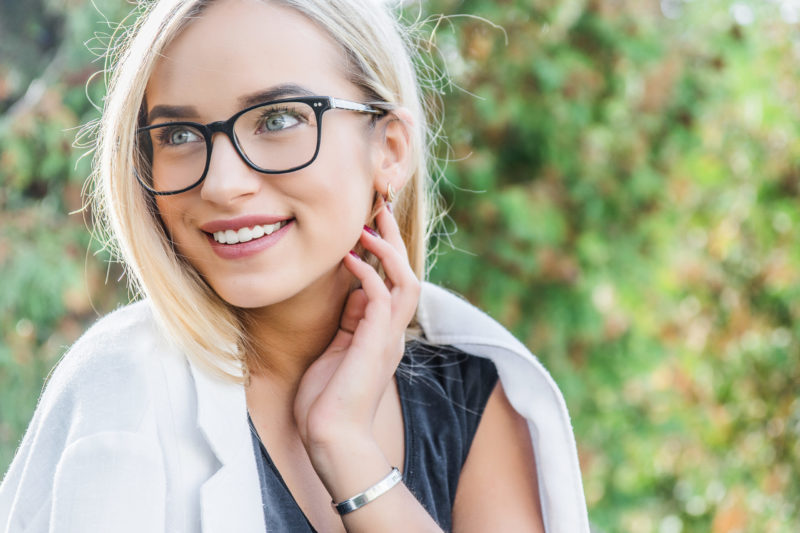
[248,341,499,532]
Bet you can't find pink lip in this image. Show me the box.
[205,219,294,260]
[200,214,292,234]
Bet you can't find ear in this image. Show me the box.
[371,107,414,197]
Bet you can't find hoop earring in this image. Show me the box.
[386,183,397,203]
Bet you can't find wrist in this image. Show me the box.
[306,436,393,503]
[332,466,403,515]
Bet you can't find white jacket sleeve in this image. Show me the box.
[0,304,168,533]
[49,432,165,533]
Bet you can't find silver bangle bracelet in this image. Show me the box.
[332,467,403,515]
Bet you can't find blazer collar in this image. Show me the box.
[418,282,530,357]
[189,362,264,532]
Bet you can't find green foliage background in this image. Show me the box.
[1,0,798,531]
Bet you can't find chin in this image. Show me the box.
[199,252,353,310]
[201,275,287,309]
[214,285,294,309]
[204,269,331,310]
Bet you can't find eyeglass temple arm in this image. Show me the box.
[330,97,390,115]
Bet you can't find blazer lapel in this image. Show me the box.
[189,363,264,532]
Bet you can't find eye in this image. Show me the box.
[167,128,201,145]
[261,110,301,132]
[154,126,203,147]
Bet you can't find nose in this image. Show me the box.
[199,132,262,205]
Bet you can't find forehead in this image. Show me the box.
[146,0,353,117]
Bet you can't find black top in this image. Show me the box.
[248,341,499,532]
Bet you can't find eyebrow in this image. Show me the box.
[146,83,317,124]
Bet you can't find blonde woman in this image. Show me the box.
[0,0,589,531]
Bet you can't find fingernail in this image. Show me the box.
[363,225,378,237]
[349,250,362,260]
[385,202,393,214]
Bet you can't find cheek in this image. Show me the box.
[154,197,194,248]
[302,178,373,253]
[154,198,179,236]
[294,133,376,232]
[284,176,372,271]
[315,165,374,227]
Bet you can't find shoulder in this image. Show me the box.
[417,282,539,390]
[48,300,163,387]
[0,301,185,531]
[60,298,163,367]
[419,283,592,532]
[419,287,545,531]
[453,379,545,532]
[38,299,185,435]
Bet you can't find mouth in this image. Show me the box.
[207,219,293,245]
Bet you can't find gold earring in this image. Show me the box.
[386,183,397,203]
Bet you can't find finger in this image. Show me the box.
[359,227,417,301]
[326,327,354,352]
[340,252,410,380]
[342,252,392,329]
[339,252,396,375]
[339,288,368,334]
[374,196,406,252]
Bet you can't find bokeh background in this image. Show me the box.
[1,0,799,531]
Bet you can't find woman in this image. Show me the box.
[0,0,589,531]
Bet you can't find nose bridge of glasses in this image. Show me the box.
[206,119,236,141]
[205,118,248,158]
[203,117,256,174]
[200,118,263,199]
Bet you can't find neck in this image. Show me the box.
[242,264,353,390]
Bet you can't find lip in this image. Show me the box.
[200,214,292,234]
[205,219,294,260]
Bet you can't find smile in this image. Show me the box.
[211,220,290,244]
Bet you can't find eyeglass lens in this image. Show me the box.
[137,100,319,194]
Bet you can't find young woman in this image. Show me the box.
[0,1,589,531]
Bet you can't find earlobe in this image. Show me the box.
[372,108,414,198]
[386,183,397,203]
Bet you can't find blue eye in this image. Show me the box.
[263,111,301,132]
[169,128,201,144]
[155,126,202,146]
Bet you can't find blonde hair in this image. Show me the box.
[89,0,442,381]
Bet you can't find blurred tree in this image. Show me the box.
[0,0,130,472]
[420,0,800,531]
[0,0,63,109]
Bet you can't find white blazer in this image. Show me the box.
[0,283,589,533]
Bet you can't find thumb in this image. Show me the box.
[339,288,368,334]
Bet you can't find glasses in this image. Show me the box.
[135,96,387,195]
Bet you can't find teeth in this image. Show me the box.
[212,222,286,244]
[237,227,252,242]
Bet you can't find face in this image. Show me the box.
[145,0,381,308]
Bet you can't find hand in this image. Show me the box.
[293,199,421,472]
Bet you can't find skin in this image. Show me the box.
[146,0,544,531]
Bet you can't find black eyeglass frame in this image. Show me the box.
[135,95,388,196]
